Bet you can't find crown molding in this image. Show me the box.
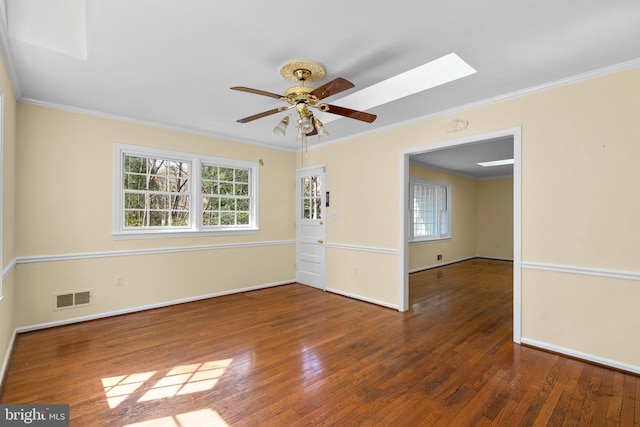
[0,3,21,98]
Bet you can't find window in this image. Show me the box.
[409,178,450,241]
[201,165,251,226]
[114,144,258,238]
[123,155,190,228]
[300,175,322,220]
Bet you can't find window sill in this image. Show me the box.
[409,237,452,245]
[113,228,260,240]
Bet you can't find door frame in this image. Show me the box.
[296,164,327,289]
[398,127,522,343]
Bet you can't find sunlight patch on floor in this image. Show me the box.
[102,371,157,409]
[101,359,233,409]
[123,409,229,427]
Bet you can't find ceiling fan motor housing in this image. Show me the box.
[279,59,327,83]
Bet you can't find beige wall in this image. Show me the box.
[476,177,513,259]
[407,166,513,271]
[408,164,477,270]
[0,51,17,380]
[13,103,297,328]
[302,67,640,370]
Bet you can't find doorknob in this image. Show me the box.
[318,239,324,244]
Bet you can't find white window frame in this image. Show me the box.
[409,178,451,242]
[113,143,259,239]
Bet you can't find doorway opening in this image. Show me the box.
[399,127,522,343]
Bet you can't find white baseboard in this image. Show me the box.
[325,287,399,310]
[409,256,513,274]
[408,256,476,274]
[477,255,514,262]
[16,279,294,333]
[0,329,16,393]
[521,337,640,375]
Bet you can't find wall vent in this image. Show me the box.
[54,289,93,310]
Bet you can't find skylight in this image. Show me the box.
[477,159,514,167]
[320,53,477,123]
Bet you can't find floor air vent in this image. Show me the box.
[54,290,92,310]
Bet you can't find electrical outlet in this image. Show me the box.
[437,254,443,261]
[116,276,124,286]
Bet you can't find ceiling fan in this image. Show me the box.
[231,59,377,144]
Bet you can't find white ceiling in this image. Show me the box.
[411,136,514,179]
[2,0,640,155]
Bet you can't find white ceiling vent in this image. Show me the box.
[54,289,92,310]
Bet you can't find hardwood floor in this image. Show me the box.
[1,259,638,426]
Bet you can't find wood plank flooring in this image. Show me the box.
[1,259,638,426]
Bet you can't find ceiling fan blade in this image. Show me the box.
[324,104,377,123]
[231,86,284,99]
[310,78,354,100]
[236,108,283,123]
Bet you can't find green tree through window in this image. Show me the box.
[123,155,190,228]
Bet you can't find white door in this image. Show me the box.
[296,166,326,289]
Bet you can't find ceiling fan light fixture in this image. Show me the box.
[315,119,330,141]
[273,116,289,136]
[299,114,314,134]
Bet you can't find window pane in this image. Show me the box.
[148,194,169,209]
[171,195,190,210]
[237,198,250,211]
[124,193,145,209]
[171,211,189,226]
[302,198,311,219]
[219,183,233,195]
[200,164,252,228]
[202,196,220,211]
[124,210,145,227]
[237,212,249,225]
[148,174,164,191]
[168,177,188,192]
[220,212,235,225]
[202,165,218,180]
[220,198,235,211]
[202,211,219,226]
[219,167,234,181]
[202,181,218,195]
[303,177,310,197]
[122,154,191,229]
[235,183,248,196]
[313,198,322,219]
[235,169,249,183]
[149,211,168,226]
[124,155,147,174]
[124,173,147,190]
